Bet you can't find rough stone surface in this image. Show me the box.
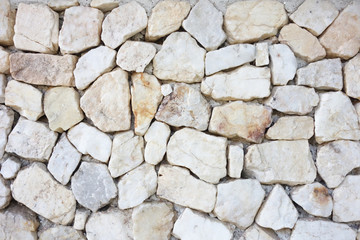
[256,42,269,67]
[0,156,21,179]
[0,47,9,74]
[240,224,279,240]
[0,74,6,103]
[227,143,243,179]
[90,0,118,11]
[73,209,90,231]
[39,226,85,240]
[0,176,10,209]
[144,121,170,165]
[344,54,360,99]
[0,0,14,46]
[269,44,297,85]
[266,116,314,140]
[48,0,79,11]
[0,105,14,158]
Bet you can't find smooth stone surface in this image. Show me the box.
[227,143,243,179]
[161,84,172,96]
[344,54,360,99]
[0,105,14,158]
[90,0,118,11]
[0,47,9,74]
[144,121,170,165]
[73,209,90,231]
[39,226,85,240]
[266,116,314,140]
[0,176,10,209]
[240,224,279,240]
[0,0,14,46]
[0,156,21,179]
[269,44,297,85]
[255,42,269,66]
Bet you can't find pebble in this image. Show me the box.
[266,116,314,140]
[227,143,243,179]
[0,176,10,209]
[0,47,9,74]
[90,0,118,11]
[255,42,269,66]
[0,156,21,179]
[144,121,170,165]
[344,54,360,99]
[48,0,79,11]
[0,0,14,46]
[39,225,85,240]
[73,209,90,231]
[269,44,297,85]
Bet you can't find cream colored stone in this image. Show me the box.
[240,224,279,240]
[73,209,90,231]
[0,74,6,103]
[0,176,10,209]
[39,226,85,240]
[344,54,360,99]
[90,0,118,11]
[227,144,243,178]
[161,84,172,96]
[269,44,297,85]
[266,116,314,140]
[0,0,14,46]
[0,47,9,74]
[0,106,13,159]
[48,0,79,11]
[0,156,21,179]
[144,121,170,165]
[256,42,269,66]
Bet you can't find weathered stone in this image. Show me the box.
[209,101,272,143]
[73,209,90,231]
[244,140,317,185]
[157,165,216,213]
[266,116,314,140]
[214,179,265,229]
[0,0,14,46]
[101,2,147,49]
[1,156,20,179]
[48,0,79,11]
[90,0,118,11]
[0,74,6,103]
[155,83,211,131]
[144,121,170,165]
[228,144,243,178]
[0,47,9,74]
[0,176,10,209]
[161,84,172,96]
[153,32,205,83]
[269,44,297,85]
[0,105,14,158]
[59,6,103,54]
[12,163,76,225]
[80,69,131,132]
[256,42,269,67]
[39,226,85,240]
[344,54,360,99]
[202,65,270,101]
[240,224,279,240]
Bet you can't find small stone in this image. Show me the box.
[0,176,10,209]
[214,179,265,229]
[90,0,118,11]
[146,1,190,41]
[209,101,272,143]
[157,165,216,213]
[71,162,117,212]
[344,54,360,99]
[80,69,131,132]
[12,163,76,225]
[155,83,211,131]
[101,2,147,49]
[161,84,172,96]
[269,44,297,85]
[0,105,14,158]
[201,65,271,101]
[73,209,90,231]
[48,0,79,11]
[224,0,287,44]
[205,44,256,75]
[296,58,343,90]
[67,122,112,163]
[74,45,116,90]
[291,182,333,217]
[0,156,21,179]
[256,42,269,66]
[266,116,314,140]
[314,91,360,143]
[0,0,14,46]
[279,23,326,62]
[144,121,170,165]
[153,32,206,83]
[10,52,77,86]
[108,130,144,178]
[244,140,317,185]
[132,202,174,240]
[0,47,9,74]
[59,6,104,54]
[0,74,6,103]
[227,143,243,178]
[39,226,85,240]
[241,224,279,240]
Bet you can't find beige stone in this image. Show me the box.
[0,0,15,46]
[269,44,297,85]
[0,47,9,74]
[227,144,243,178]
[256,42,269,66]
[0,176,10,209]
[144,121,170,165]
[48,0,79,11]
[266,116,314,140]
[39,226,85,240]
[0,106,13,159]
[73,209,90,231]
[90,0,118,11]
[0,74,6,103]
[240,224,279,240]
[344,54,360,99]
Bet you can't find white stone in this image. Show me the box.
[90,0,118,11]
[0,105,14,158]
[73,209,90,231]
[214,179,265,229]
[48,0,79,11]
[67,122,112,163]
[240,224,279,240]
[161,84,172,96]
[39,226,85,240]
[227,144,243,178]
[153,32,206,83]
[0,156,21,179]
[344,54,360,99]
[0,176,10,209]
[0,0,14,46]
[144,121,170,165]
[266,116,314,140]
[0,74,6,103]
[256,42,269,66]
[0,47,9,74]
[101,2,147,49]
[244,140,317,185]
[269,44,297,85]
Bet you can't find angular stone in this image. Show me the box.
[144,121,170,165]
[161,84,172,96]
[10,52,77,86]
[67,122,112,163]
[256,42,269,67]
[153,32,206,83]
[214,179,265,229]
[39,226,85,240]
[314,91,360,143]
[244,140,317,185]
[224,0,287,44]
[0,47,9,74]
[209,101,272,143]
[202,65,270,101]
[266,116,314,140]
[108,131,144,178]
[74,45,116,90]
[240,224,279,240]
[73,209,90,231]
[296,58,343,90]
[155,83,211,131]
[48,0,79,11]
[71,162,117,212]
[344,54,360,99]
[0,0,14,46]
[12,163,76,225]
[0,74,6,103]
[157,165,216,213]
[90,0,118,11]
[80,69,131,132]
[1,156,21,179]
[269,44,297,85]
[227,143,243,178]
[0,105,14,158]
[0,176,10,209]
[101,2,147,49]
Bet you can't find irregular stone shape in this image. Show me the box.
[255,42,269,67]
[291,182,333,217]
[131,73,162,135]
[86,208,133,240]
[224,0,287,44]
[0,156,21,179]
[153,32,205,83]
[0,176,10,209]
[146,1,190,41]
[132,202,174,240]
[157,165,216,213]
[265,86,319,115]
[167,128,227,184]
[14,3,58,54]
[209,101,272,143]
[319,1,360,59]
[101,2,147,49]
[6,118,58,161]
[90,0,118,11]
[59,6,104,54]
[289,0,338,36]
[144,121,170,165]
[269,44,297,85]
[39,226,85,240]
[71,162,117,212]
[74,45,116,90]
[44,87,84,132]
[108,131,144,178]
[0,0,14,45]
[73,209,90,231]
[0,47,9,74]
[48,0,79,11]
[344,54,360,99]
[161,84,172,96]
[256,184,298,231]
[0,105,14,158]
[117,41,156,72]
[244,140,317,185]
[266,116,314,140]
[10,52,77,86]
[201,65,270,101]
[214,179,265,229]
[117,163,157,209]
[296,58,343,90]
[314,91,360,143]
[241,224,279,240]
[279,23,326,62]
[80,69,131,132]
[67,122,112,163]
[173,208,232,240]
[0,74,5,103]
[155,83,211,131]
[227,144,243,178]
[12,163,76,225]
